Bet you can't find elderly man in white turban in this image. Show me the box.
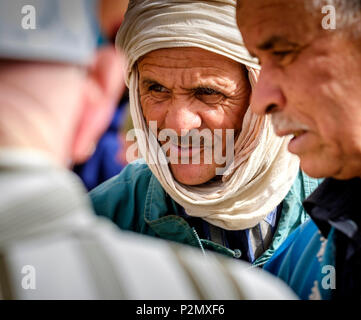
[90,0,321,266]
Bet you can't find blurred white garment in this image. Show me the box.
[0,148,297,300]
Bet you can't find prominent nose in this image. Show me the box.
[250,67,286,115]
[164,99,202,135]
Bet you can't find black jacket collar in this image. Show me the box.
[303,177,361,241]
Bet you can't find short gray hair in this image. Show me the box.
[308,0,361,36]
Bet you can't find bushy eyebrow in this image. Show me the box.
[193,86,224,94]
[257,36,300,51]
[140,77,229,94]
[141,78,161,87]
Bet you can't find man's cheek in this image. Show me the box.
[145,109,165,126]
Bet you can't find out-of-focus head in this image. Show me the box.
[237,0,361,180]
[0,0,125,166]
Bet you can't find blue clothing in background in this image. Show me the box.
[73,103,127,191]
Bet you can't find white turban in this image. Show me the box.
[116,0,300,230]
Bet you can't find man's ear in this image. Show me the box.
[71,46,126,164]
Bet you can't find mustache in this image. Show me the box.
[271,113,310,133]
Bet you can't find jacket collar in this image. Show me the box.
[143,175,201,247]
[304,177,361,241]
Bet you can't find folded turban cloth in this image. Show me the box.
[116,0,300,230]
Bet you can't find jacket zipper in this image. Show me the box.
[192,228,206,256]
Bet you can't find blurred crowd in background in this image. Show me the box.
[73,0,138,191]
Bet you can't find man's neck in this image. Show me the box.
[0,96,72,168]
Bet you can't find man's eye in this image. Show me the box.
[147,84,170,99]
[272,50,295,65]
[196,87,219,95]
[194,87,225,104]
[148,84,168,93]
[273,50,291,57]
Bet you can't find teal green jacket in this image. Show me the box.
[90,159,322,266]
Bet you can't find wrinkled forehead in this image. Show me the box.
[237,0,313,23]
[138,47,243,69]
[237,0,320,49]
[137,47,249,89]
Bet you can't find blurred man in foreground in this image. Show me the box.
[0,0,296,299]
